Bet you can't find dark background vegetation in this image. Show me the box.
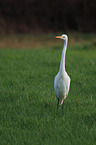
[0,0,96,34]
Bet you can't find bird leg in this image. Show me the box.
[62,101,64,114]
[57,98,59,114]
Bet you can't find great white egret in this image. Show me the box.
[54,34,71,113]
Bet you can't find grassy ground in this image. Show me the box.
[0,33,96,145]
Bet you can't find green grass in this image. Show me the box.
[0,34,96,145]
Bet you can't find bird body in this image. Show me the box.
[54,34,71,111]
[54,71,70,105]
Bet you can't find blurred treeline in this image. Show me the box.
[0,0,96,34]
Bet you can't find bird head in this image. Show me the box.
[56,34,68,41]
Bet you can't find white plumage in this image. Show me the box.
[54,34,71,112]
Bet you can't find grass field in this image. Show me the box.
[0,33,96,145]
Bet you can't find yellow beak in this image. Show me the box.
[55,36,62,39]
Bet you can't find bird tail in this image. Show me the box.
[59,99,64,105]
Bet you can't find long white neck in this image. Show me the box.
[59,38,68,73]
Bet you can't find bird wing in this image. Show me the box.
[54,74,66,98]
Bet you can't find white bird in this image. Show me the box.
[54,34,71,113]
